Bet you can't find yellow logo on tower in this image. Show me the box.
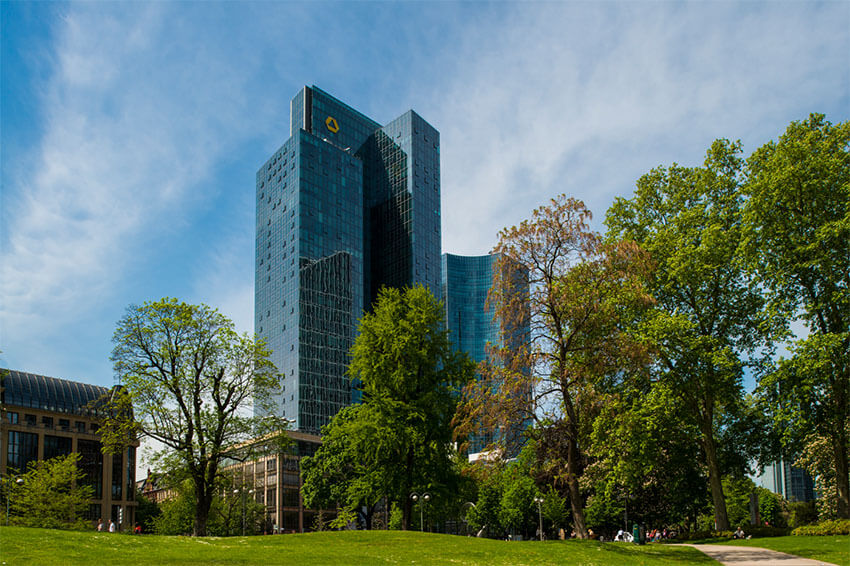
[325,116,339,133]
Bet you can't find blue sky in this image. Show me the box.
[2,1,849,392]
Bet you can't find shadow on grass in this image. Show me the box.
[571,541,718,564]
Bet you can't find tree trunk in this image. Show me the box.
[832,431,850,519]
[566,432,588,538]
[192,466,215,537]
[700,425,729,531]
[402,445,415,530]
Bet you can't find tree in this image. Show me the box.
[301,285,475,531]
[743,114,850,519]
[301,404,386,529]
[455,196,653,538]
[586,382,710,533]
[5,453,94,529]
[106,297,284,536]
[605,140,768,531]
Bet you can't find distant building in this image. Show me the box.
[255,85,441,433]
[221,430,334,533]
[0,369,138,529]
[755,459,816,502]
[441,253,530,456]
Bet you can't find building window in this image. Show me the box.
[79,439,104,498]
[58,419,70,431]
[6,412,18,424]
[7,430,38,473]
[112,452,124,500]
[126,446,136,503]
[41,416,53,429]
[44,435,72,460]
[76,421,87,433]
[24,414,36,427]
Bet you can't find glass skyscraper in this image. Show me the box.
[255,86,441,433]
[441,253,530,455]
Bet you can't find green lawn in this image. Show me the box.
[0,527,716,565]
[709,535,850,566]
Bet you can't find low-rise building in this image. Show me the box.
[0,369,138,529]
[222,430,335,533]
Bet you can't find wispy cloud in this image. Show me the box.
[0,3,270,378]
[430,2,849,255]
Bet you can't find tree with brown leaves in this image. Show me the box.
[455,195,653,538]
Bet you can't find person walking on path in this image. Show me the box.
[683,544,839,566]
[108,519,116,533]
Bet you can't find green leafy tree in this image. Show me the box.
[301,404,386,528]
[456,196,654,538]
[605,140,768,531]
[5,453,94,529]
[465,473,504,537]
[105,298,284,536]
[302,286,475,531]
[586,383,709,533]
[742,114,850,518]
[134,488,161,534]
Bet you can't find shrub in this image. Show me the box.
[792,519,850,536]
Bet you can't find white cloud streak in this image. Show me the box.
[430,2,849,255]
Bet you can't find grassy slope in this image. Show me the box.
[709,535,850,566]
[0,527,716,566]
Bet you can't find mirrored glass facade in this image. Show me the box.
[256,86,441,433]
[441,253,531,454]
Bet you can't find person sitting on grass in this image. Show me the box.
[733,526,745,539]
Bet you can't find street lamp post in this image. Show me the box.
[409,492,431,532]
[6,477,23,526]
[533,496,544,541]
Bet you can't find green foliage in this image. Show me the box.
[302,286,475,530]
[744,114,850,519]
[135,488,161,533]
[4,453,94,530]
[757,487,784,528]
[605,139,768,531]
[152,478,264,536]
[587,381,710,531]
[328,507,357,530]
[792,519,850,536]
[107,298,285,535]
[787,500,819,528]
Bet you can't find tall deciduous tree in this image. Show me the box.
[743,114,850,519]
[302,286,475,530]
[605,140,767,531]
[456,196,653,538]
[106,298,283,536]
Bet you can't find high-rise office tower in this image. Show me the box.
[441,253,530,455]
[255,86,441,433]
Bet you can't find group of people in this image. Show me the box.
[96,519,116,532]
[612,527,677,543]
[95,519,143,534]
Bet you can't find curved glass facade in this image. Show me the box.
[441,253,531,455]
[0,369,108,417]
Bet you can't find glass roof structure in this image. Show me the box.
[1,369,109,417]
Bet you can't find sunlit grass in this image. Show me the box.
[0,527,716,565]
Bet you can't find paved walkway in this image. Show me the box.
[683,544,839,566]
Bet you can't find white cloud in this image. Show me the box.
[430,2,849,256]
[0,3,267,375]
